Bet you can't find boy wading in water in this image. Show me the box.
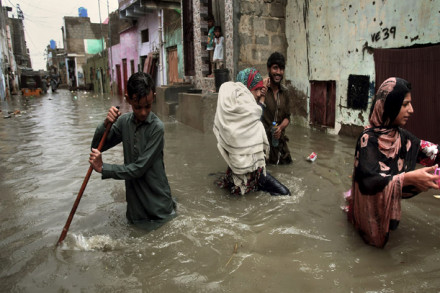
[89,72,176,230]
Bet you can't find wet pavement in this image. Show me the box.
[1,89,440,292]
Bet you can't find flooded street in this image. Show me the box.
[2,89,440,292]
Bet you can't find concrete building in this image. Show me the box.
[179,0,286,92]
[172,0,440,142]
[9,17,31,70]
[83,50,110,93]
[286,0,440,142]
[62,13,109,89]
[0,1,11,100]
[46,45,67,87]
[0,2,30,99]
[167,0,287,132]
[112,0,182,96]
[106,10,123,95]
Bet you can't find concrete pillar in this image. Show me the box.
[224,0,234,79]
[193,0,203,90]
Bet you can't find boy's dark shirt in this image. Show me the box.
[91,111,175,224]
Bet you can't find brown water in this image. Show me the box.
[1,90,440,292]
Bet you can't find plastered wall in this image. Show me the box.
[285,0,440,134]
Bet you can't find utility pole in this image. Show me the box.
[107,0,113,95]
[158,9,165,86]
[98,0,104,94]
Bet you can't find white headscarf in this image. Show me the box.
[213,81,269,176]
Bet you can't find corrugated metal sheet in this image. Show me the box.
[374,44,440,144]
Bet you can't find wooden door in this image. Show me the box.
[310,81,336,128]
[116,64,122,95]
[122,59,128,95]
[167,46,179,84]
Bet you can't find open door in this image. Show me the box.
[182,0,195,76]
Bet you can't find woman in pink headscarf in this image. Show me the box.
[347,77,440,248]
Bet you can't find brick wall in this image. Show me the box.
[236,0,287,73]
[64,17,109,55]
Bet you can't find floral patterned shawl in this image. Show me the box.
[348,77,439,247]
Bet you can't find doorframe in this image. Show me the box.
[309,80,336,128]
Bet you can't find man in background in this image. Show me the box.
[262,52,292,165]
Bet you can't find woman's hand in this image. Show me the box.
[404,165,439,192]
[89,148,103,173]
[260,86,267,99]
[263,77,270,88]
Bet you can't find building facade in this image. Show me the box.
[62,15,109,89]
[46,45,67,86]
[181,0,287,92]
[285,0,440,140]
[176,0,440,140]
[111,0,181,96]
[83,50,110,93]
[0,2,31,99]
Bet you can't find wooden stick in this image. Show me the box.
[225,243,238,267]
[56,121,113,246]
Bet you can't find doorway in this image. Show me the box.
[116,64,122,95]
[310,80,336,128]
[167,46,180,84]
[122,59,128,95]
[182,0,195,76]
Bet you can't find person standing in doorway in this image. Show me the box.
[212,26,224,70]
[7,67,14,96]
[262,52,292,165]
[206,15,215,77]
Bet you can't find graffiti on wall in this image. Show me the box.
[371,26,397,42]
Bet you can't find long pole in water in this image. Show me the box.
[56,117,114,246]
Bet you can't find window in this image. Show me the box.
[141,29,149,43]
[347,75,370,110]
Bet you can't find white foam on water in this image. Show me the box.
[61,234,123,251]
[270,227,330,242]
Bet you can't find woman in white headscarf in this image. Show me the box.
[214,68,290,196]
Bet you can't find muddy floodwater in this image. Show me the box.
[1,90,440,292]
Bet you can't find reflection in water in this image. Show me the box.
[1,90,440,292]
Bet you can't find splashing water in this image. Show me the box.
[61,234,122,251]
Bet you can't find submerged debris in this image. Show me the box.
[225,242,239,267]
